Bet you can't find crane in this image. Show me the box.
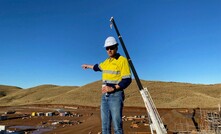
[110,17,167,134]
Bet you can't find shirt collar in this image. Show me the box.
[109,53,120,60]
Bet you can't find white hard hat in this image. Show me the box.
[104,36,118,47]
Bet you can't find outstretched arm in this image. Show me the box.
[81,64,94,69]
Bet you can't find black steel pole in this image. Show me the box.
[110,17,143,91]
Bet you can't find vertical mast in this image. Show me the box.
[110,17,167,134]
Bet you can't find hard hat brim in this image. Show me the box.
[104,43,118,47]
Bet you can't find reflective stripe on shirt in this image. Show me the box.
[102,80,120,85]
[122,75,131,79]
[102,70,120,75]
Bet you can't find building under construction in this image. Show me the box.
[199,108,221,134]
[172,107,221,134]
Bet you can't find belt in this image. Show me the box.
[105,89,123,96]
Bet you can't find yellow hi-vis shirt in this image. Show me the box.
[98,55,131,85]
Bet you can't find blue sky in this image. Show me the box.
[0,0,221,88]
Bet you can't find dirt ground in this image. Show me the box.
[0,104,205,134]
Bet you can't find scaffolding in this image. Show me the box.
[199,108,221,134]
[162,107,221,134]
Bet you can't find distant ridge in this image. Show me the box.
[0,85,22,98]
[0,80,220,108]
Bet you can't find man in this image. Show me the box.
[82,36,132,134]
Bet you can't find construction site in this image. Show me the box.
[0,104,220,134]
[0,17,220,134]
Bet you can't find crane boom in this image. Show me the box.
[110,17,167,134]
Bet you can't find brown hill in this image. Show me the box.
[0,84,78,106]
[0,85,22,98]
[0,80,220,108]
